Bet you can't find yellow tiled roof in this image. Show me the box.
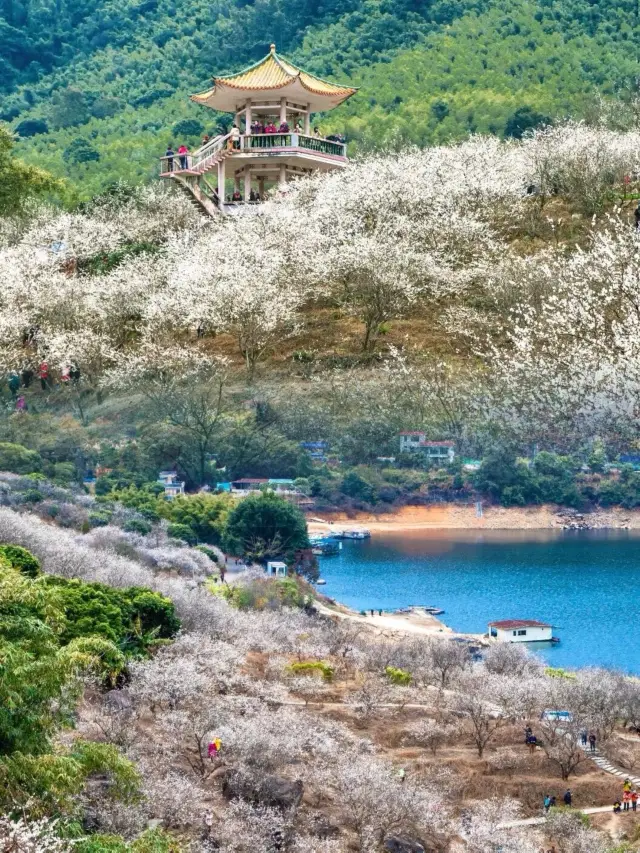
[192,44,357,105]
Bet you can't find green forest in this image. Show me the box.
[2,0,640,197]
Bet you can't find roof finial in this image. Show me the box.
[270,43,276,53]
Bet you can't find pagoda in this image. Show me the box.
[160,44,357,215]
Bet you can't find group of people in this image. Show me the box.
[543,790,572,813]
[164,144,189,171]
[6,362,81,412]
[579,729,598,751]
[613,779,639,813]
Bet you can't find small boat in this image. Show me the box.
[424,607,444,615]
[309,535,342,556]
[316,578,326,585]
[341,529,371,540]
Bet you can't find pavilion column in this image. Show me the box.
[279,164,287,188]
[244,166,251,201]
[304,106,311,135]
[258,176,265,199]
[218,158,226,204]
[245,99,252,134]
[233,173,240,193]
[280,97,287,126]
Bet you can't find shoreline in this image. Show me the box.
[314,595,483,640]
[307,503,640,534]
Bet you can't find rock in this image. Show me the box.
[384,836,425,853]
[222,771,304,809]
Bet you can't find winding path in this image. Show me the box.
[499,741,640,829]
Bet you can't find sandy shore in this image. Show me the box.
[308,503,640,534]
[314,597,481,639]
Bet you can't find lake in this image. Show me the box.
[317,529,640,672]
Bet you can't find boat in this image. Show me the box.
[340,529,371,539]
[316,578,326,585]
[424,607,444,615]
[309,535,342,556]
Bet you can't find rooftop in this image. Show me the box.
[488,619,552,630]
[191,44,358,113]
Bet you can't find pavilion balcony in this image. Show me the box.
[159,132,347,176]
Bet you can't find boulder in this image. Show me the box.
[222,772,304,809]
[384,836,425,853]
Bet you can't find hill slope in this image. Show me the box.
[3,0,640,196]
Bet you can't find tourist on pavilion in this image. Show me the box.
[294,120,303,133]
[249,189,258,203]
[265,121,277,134]
[278,120,289,133]
[228,124,241,150]
[202,134,210,145]
[232,189,242,202]
[177,144,189,169]
[165,145,174,172]
[313,126,322,137]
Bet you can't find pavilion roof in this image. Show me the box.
[191,44,358,114]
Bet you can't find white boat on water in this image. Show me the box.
[339,529,371,540]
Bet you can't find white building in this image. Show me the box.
[266,561,288,577]
[398,433,455,463]
[488,619,553,643]
[158,471,186,499]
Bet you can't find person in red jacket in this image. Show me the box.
[177,144,189,170]
[38,361,50,391]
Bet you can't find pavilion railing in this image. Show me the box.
[240,133,346,157]
[160,131,346,174]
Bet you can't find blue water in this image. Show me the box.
[318,529,640,672]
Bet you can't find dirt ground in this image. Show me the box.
[308,504,640,533]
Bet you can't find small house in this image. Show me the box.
[398,433,455,463]
[158,471,185,499]
[231,478,268,492]
[265,561,287,577]
[488,619,553,643]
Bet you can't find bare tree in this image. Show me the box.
[538,718,587,780]
[428,639,470,690]
[454,690,505,758]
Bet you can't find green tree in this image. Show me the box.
[0,544,41,577]
[0,441,42,474]
[63,137,100,164]
[504,105,551,138]
[0,125,59,215]
[50,87,89,128]
[222,491,309,561]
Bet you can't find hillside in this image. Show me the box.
[3,0,640,196]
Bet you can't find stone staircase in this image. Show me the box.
[580,742,640,786]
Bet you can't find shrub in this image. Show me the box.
[545,666,577,680]
[287,661,335,682]
[166,522,197,545]
[0,442,42,474]
[196,544,218,563]
[0,544,40,578]
[89,511,111,527]
[22,489,43,503]
[42,576,180,654]
[385,666,413,686]
[123,518,153,535]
